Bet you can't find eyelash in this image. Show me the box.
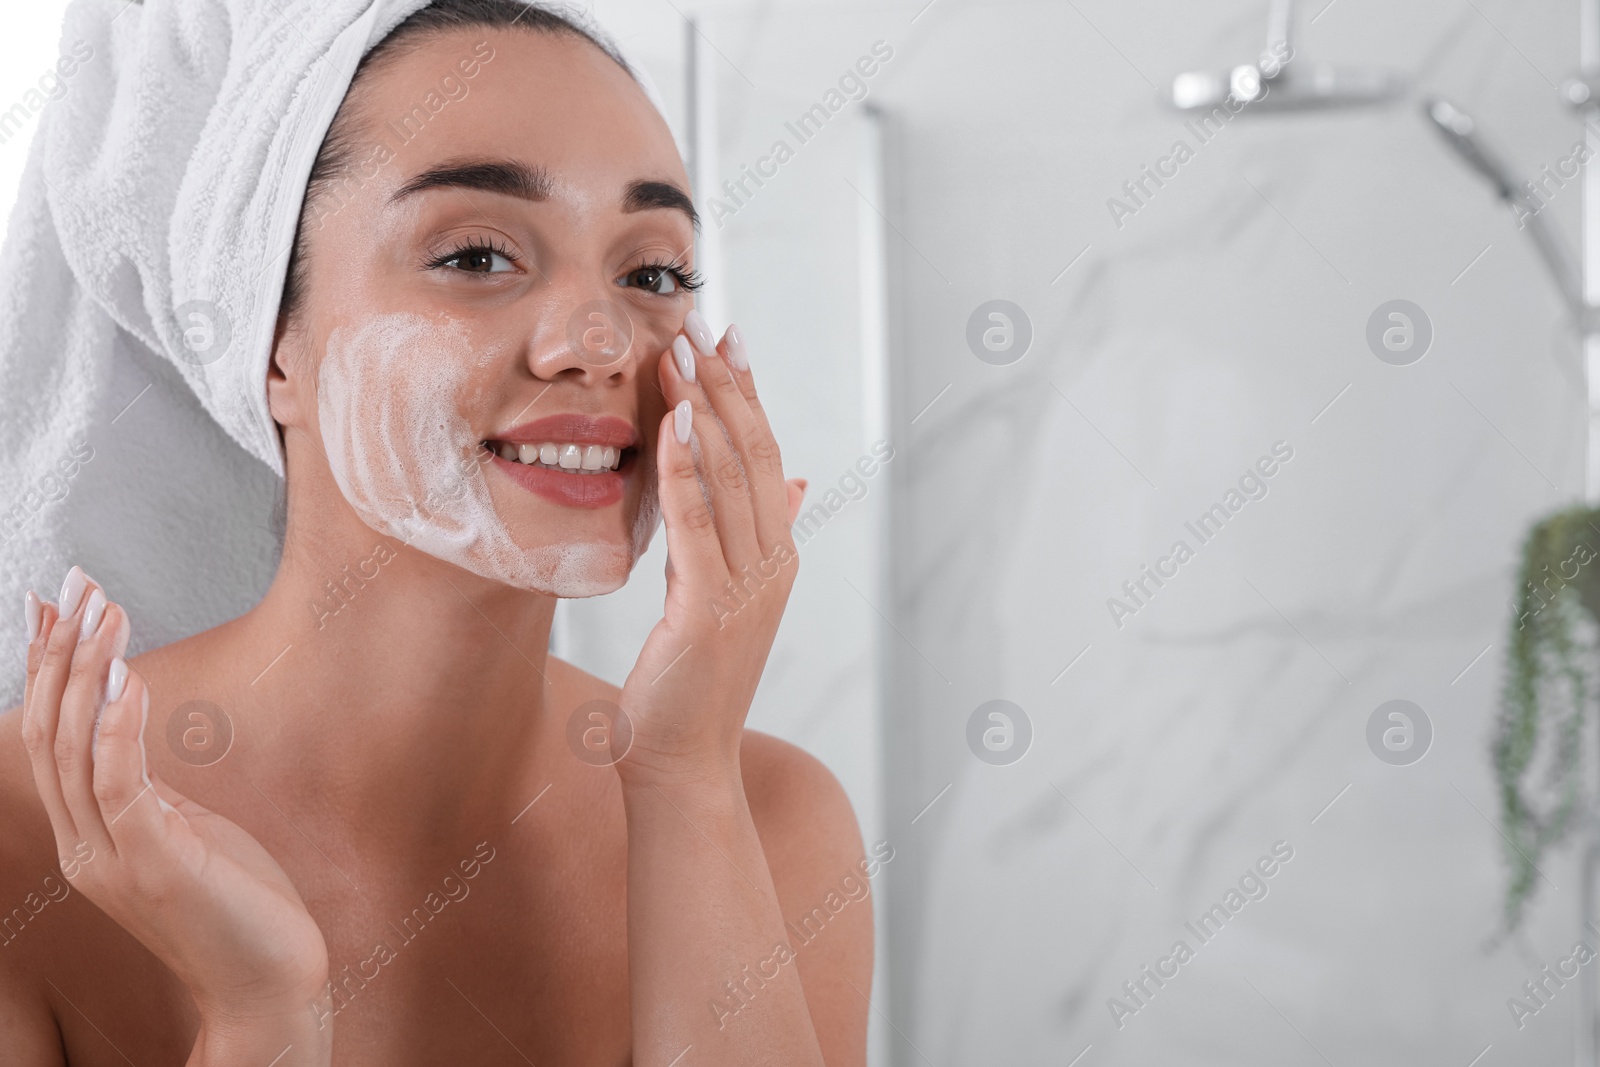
[633,258,705,294]
[422,236,521,276]
[424,239,705,294]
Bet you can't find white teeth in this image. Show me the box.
[492,440,626,472]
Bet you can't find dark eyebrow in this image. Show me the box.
[623,179,700,234]
[389,157,699,233]
[390,158,553,203]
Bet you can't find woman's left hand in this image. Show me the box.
[615,316,805,787]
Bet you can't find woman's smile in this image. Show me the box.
[484,411,640,508]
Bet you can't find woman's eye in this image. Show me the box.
[441,247,516,273]
[623,265,679,294]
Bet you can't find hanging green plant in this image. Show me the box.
[1495,504,1600,929]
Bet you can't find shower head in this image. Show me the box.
[1170,0,1407,113]
[1422,98,1517,197]
[1423,96,1581,314]
[1172,63,1407,112]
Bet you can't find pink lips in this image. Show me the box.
[493,413,638,450]
[486,413,638,509]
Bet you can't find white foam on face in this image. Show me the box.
[316,311,657,596]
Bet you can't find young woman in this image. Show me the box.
[0,2,873,1063]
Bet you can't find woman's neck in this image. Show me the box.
[187,522,561,851]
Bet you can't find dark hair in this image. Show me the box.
[275,0,636,330]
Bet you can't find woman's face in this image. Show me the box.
[275,27,694,597]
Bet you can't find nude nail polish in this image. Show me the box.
[58,566,87,617]
[672,334,697,384]
[106,657,128,703]
[80,589,106,639]
[24,591,41,642]
[725,324,749,371]
[684,308,716,360]
[675,400,693,444]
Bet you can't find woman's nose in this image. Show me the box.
[526,291,643,383]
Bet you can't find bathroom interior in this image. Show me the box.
[10,0,1600,1062]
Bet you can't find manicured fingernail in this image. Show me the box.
[684,308,716,360]
[672,334,697,384]
[80,590,106,639]
[58,566,87,617]
[674,400,693,444]
[725,324,749,371]
[24,591,41,642]
[106,657,128,703]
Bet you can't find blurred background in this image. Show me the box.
[10,0,1600,1063]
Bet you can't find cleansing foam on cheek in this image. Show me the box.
[316,312,657,596]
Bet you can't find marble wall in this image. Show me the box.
[878,0,1597,1063]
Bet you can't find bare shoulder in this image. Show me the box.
[549,656,870,868]
[737,730,865,869]
[739,730,876,1066]
[0,703,61,900]
[0,703,71,1064]
[548,656,871,870]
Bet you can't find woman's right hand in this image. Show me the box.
[20,567,333,1064]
